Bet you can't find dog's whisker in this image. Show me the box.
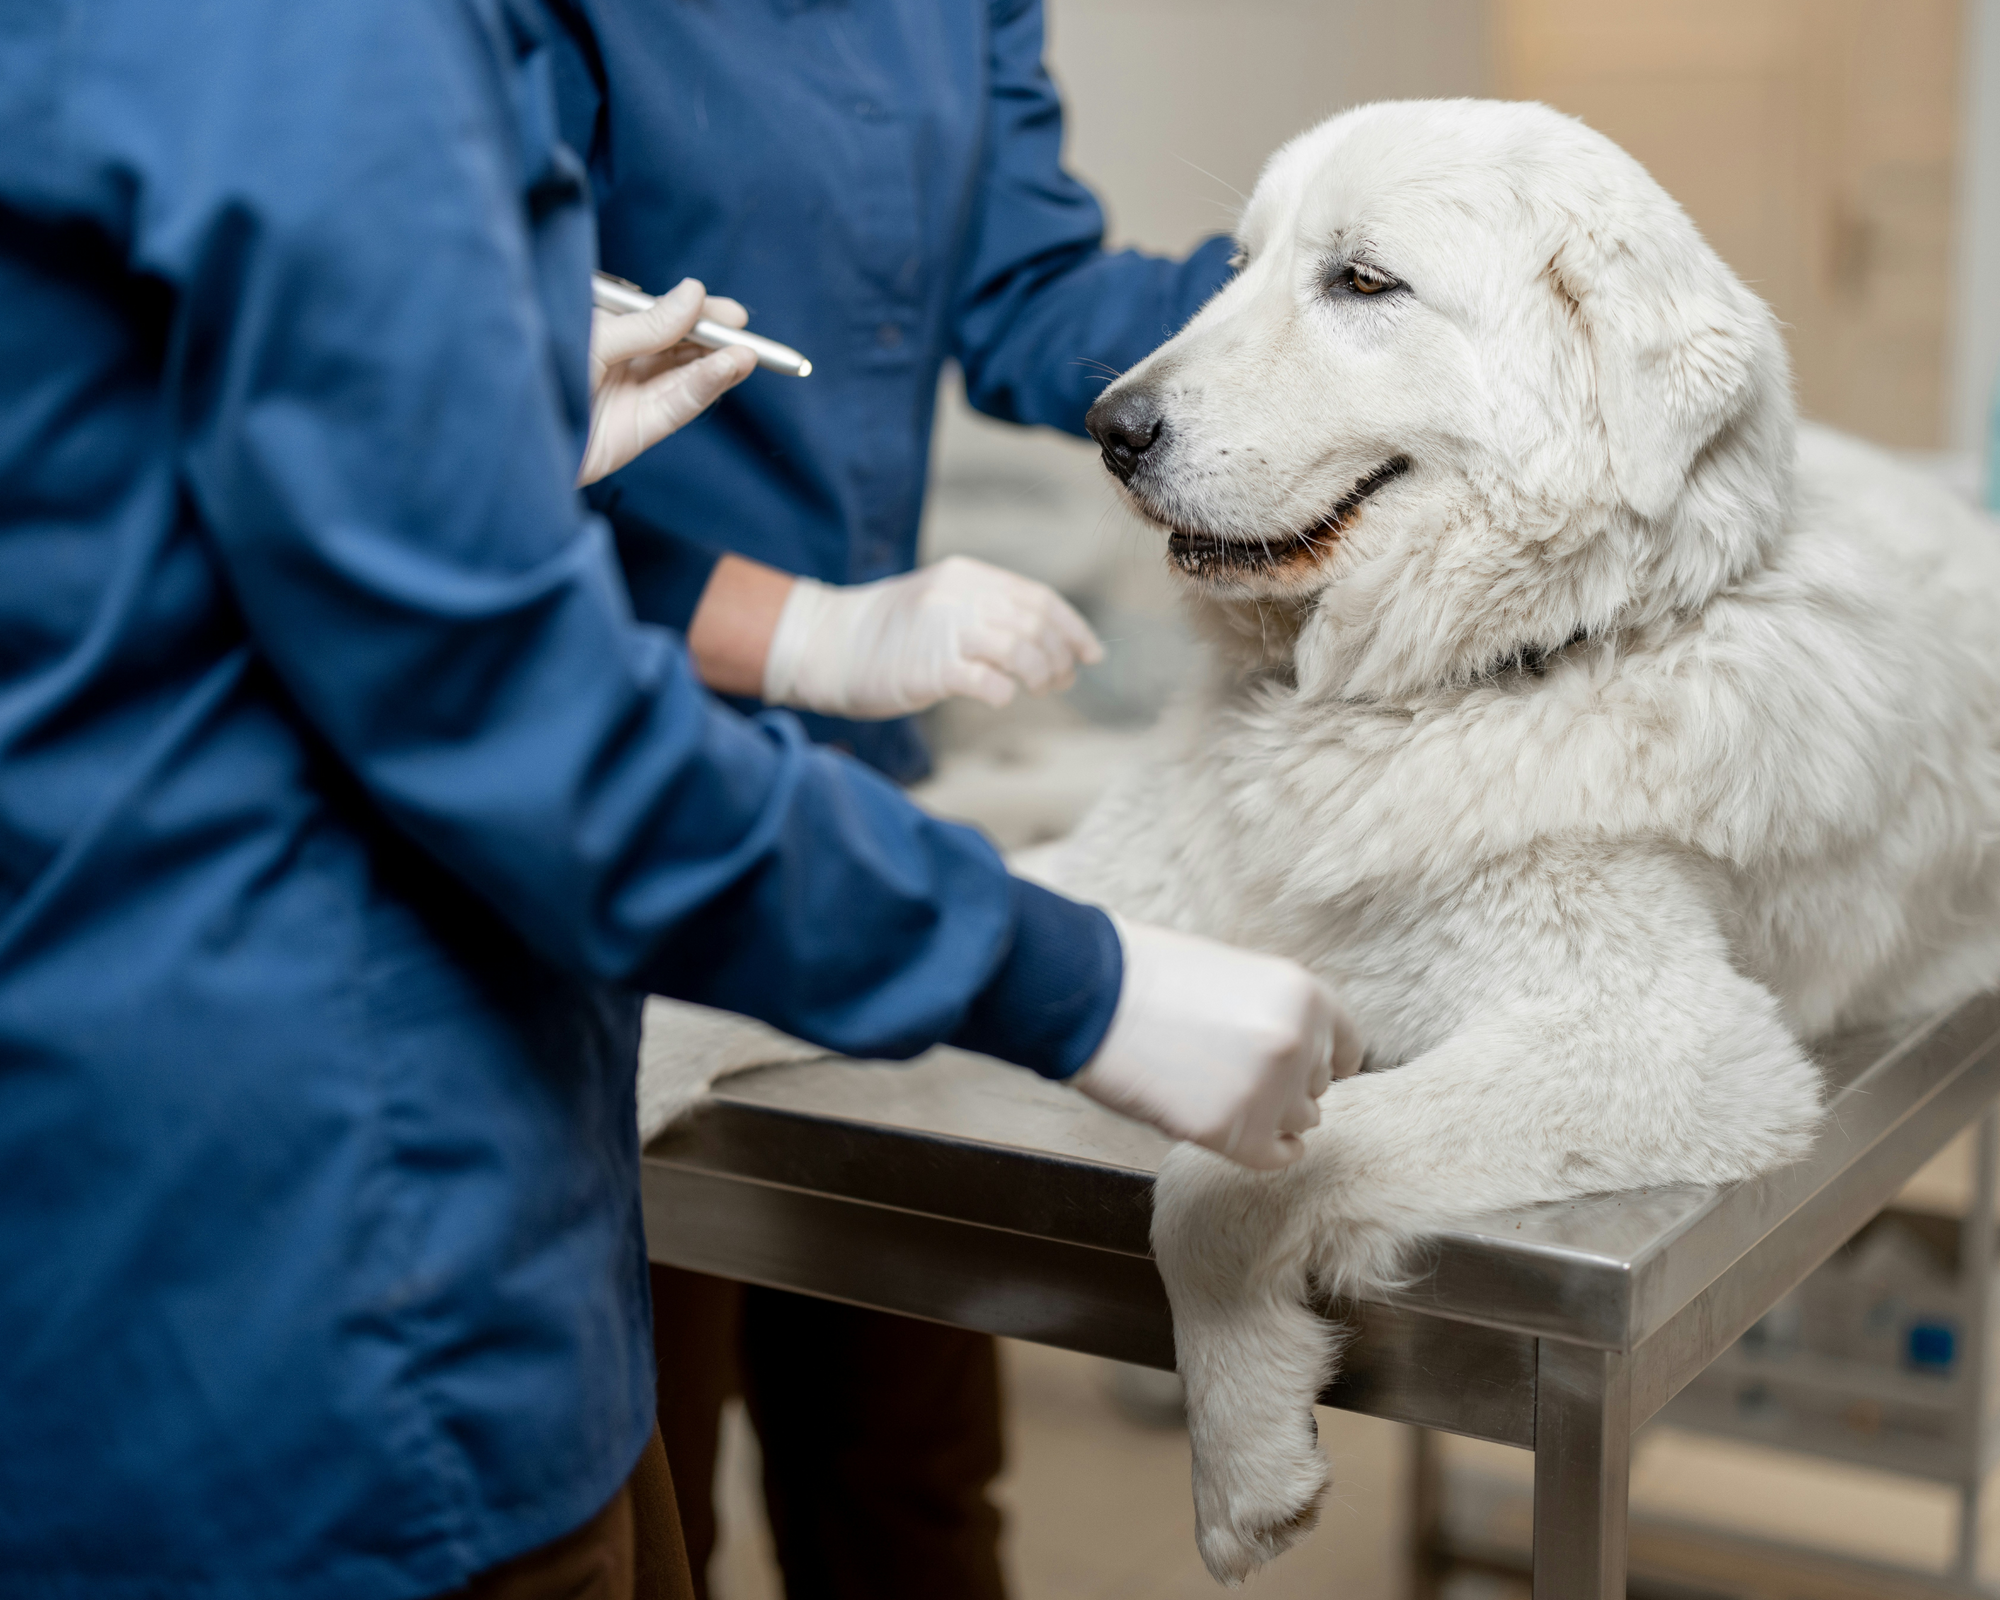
[1173,152,1248,204]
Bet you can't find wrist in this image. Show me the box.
[1070,910,1134,1078]
[687,554,797,698]
[760,573,900,714]
[759,574,837,708]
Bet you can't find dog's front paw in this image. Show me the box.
[1189,1404,1328,1585]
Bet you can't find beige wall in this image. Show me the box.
[1952,0,2000,457]
[1495,0,1964,449]
[1044,0,1490,254]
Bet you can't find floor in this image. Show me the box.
[705,1346,1996,1600]
[705,1339,1410,1600]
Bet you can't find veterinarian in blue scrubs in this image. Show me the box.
[0,4,1344,1597]
[549,0,1236,782]
[543,8,1238,1592]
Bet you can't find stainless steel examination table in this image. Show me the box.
[640,992,2000,1600]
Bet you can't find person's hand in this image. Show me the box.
[759,555,1104,718]
[578,278,756,487]
[1070,919,1364,1170]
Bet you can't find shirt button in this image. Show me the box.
[876,322,903,350]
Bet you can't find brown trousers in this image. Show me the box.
[649,1263,1008,1600]
[451,1429,696,1600]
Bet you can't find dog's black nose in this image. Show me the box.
[1087,388,1164,483]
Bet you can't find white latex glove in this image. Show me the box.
[1071,918,1364,1171]
[760,555,1104,719]
[579,278,756,487]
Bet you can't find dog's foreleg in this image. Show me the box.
[1151,1147,1343,1586]
[1155,855,1824,1583]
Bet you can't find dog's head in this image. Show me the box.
[1087,99,1794,697]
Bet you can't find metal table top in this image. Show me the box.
[641,991,2000,1447]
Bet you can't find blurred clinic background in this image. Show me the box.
[713,4,2000,1597]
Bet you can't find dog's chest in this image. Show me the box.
[1197,686,1560,890]
[1166,683,1636,1052]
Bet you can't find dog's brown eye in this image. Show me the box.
[1323,260,1404,300]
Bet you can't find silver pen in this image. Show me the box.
[590,272,813,378]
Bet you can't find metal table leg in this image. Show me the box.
[1954,1106,1997,1589]
[1534,1340,1632,1600]
[1408,1428,1447,1600]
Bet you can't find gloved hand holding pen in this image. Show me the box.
[579,277,756,487]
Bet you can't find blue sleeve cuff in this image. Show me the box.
[948,878,1123,1079]
[589,484,724,632]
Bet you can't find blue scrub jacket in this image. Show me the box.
[0,2,1120,1595]
[550,0,1237,781]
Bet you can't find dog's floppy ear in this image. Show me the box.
[1551,222,1762,520]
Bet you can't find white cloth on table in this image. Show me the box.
[636,996,829,1144]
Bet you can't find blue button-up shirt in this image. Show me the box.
[553,0,1235,780]
[0,3,1117,1594]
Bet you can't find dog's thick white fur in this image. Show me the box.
[1033,99,2000,1583]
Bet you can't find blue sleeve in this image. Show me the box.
[951,0,1237,436]
[586,482,725,633]
[129,0,1118,1074]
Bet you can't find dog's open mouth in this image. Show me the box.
[1166,456,1411,579]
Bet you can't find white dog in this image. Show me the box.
[1030,99,2000,1583]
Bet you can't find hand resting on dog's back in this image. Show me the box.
[1033,97,2000,1584]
